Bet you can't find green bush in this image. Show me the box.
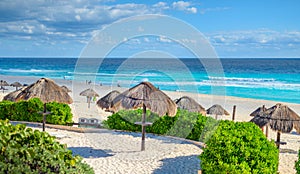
[295,150,300,173]
[46,102,73,125]
[199,121,279,174]
[102,109,209,141]
[0,119,94,173]
[0,98,73,125]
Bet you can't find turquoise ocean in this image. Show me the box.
[0,58,299,104]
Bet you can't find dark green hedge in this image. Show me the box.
[0,98,73,125]
[0,119,94,173]
[102,109,215,141]
[199,121,279,174]
[295,150,300,173]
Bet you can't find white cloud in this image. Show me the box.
[153,2,169,10]
[172,1,197,14]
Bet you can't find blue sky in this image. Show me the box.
[0,0,300,58]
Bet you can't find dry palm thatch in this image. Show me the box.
[80,88,99,108]
[250,103,300,148]
[97,90,120,111]
[80,88,99,97]
[206,104,230,119]
[3,86,28,102]
[111,82,177,116]
[111,81,177,151]
[268,103,300,133]
[250,105,267,117]
[175,96,206,115]
[61,85,72,93]
[15,78,73,104]
[10,82,22,90]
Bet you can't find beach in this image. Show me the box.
[1,75,300,173]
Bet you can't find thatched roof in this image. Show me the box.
[175,96,206,115]
[61,85,72,93]
[206,104,230,116]
[3,86,28,102]
[97,90,120,110]
[14,78,73,104]
[0,80,9,86]
[250,114,269,127]
[10,82,22,87]
[268,103,300,133]
[250,105,267,117]
[250,103,300,133]
[79,88,99,97]
[111,82,177,116]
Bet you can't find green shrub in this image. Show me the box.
[295,150,300,173]
[102,109,209,140]
[0,100,14,120]
[0,98,73,125]
[199,121,279,174]
[46,102,73,125]
[0,119,94,173]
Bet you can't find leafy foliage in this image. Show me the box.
[0,98,73,125]
[295,150,300,173]
[199,121,279,174]
[102,109,209,141]
[0,119,94,173]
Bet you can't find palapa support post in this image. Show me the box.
[88,96,91,108]
[276,131,281,149]
[141,103,146,151]
[266,125,269,138]
[43,103,46,131]
[232,105,236,121]
[40,103,52,132]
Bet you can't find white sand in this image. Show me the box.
[1,75,300,173]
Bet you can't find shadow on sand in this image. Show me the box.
[69,147,113,158]
[153,155,200,174]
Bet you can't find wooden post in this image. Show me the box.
[265,125,269,138]
[141,103,146,151]
[232,105,236,121]
[276,131,281,149]
[88,96,91,108]
[43,103,46,131]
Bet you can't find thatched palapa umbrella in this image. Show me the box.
[10,82,22,91]
[15,78,73,131]
[175,96,206,115]
[206,104,230,119]
[80,88,99,108]
[97,90,120,112]
[111,81,177,151]
[250,103,300,148]
[0,80,9,93]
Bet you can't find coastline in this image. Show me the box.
[1,74,299,122]
[1,75,300,173]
